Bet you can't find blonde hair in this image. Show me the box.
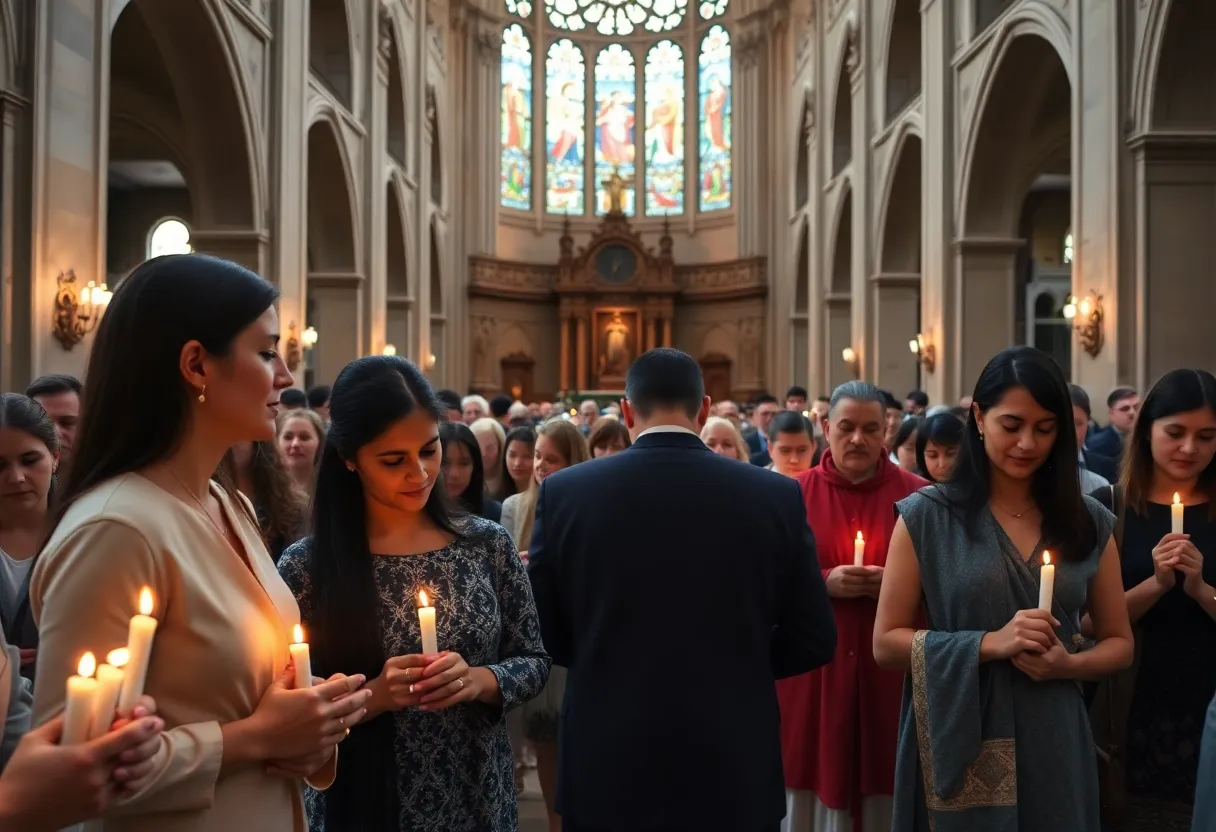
[700,416,749,462]
[518,419,590,546]
[469,417,506,461]
[276,408,327,464]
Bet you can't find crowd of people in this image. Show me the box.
[0,252,1211,832]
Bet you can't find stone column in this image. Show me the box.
[825,294,852,390]
[735,25,767,257]
[845,13,872,380]
[364,8,393,357]
[870,273,921,395]
[559,314,571,392]
[575,313,588,391]
[661,316,672,348]
[414,2,433,374]
[920,0,956,402]
[270,0,309,383]
[955,238,1021,391]
[0,91,22,390]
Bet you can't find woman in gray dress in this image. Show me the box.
[874,347,1134,832]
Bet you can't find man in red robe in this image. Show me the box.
[778,381,926,832]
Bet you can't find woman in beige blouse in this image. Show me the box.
[30,254,373,831]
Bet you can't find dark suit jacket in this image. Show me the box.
[1196,691,1216,831]
[1081,448,1118,484]
[528,430,836,831]
[1085,425,1124,461]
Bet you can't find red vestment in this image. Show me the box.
[777,451,926,818]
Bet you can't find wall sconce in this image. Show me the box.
[382,344,397,356]
[841,346,860,378]
[52,270,112,350]
[301,326,318,350]
[1062,293,1104,357]
[908,332,936,373]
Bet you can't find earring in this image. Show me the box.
[346,462,356,472]
[197,386,206,404]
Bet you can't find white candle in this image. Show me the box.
[417,590,438,655]
[290,625,312,689]
[63,652,99,745]
[1038,552,1056,613]
[853,531,865,567]
[117,587,158,714]
[88,649,128,740]
[1172,492,1185,535]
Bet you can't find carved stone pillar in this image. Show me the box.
[735,26,767,257]
[364,8,393,356]
[575,313,588,391]
[661,317,672,348]
[559,315,571,393]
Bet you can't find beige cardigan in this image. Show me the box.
[32,473,324,832]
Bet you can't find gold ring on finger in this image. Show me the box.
[456,677,465,691]
[344,728,350,737]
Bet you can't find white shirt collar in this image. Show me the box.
[636,424,700,439]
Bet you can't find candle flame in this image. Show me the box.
[1174,492,1181,506]
[77,652,96,678]
[292,624,305,644]
[418,590,430,608]
[138,587,154,616]
[1043,551,1052,566]
[856,531,864,543]
[106,648,130,668]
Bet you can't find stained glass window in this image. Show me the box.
[545,39,586,213]
[147,218,192,258]
[546,0,686,36]
[594,44,636,215]
[1063,231,1073,265]
[698,0,727,19]
[505,0,533,17]
[698,25,731,212]
[500,25,533,210]
[644,40,684,215]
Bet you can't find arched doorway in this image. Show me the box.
[826,188,853,390]
[876,132,922,393]
[959,32,1071,389]
[305,117,358,388]
[106,0,258,277]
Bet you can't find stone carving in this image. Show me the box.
[679,259,766,293]
[475,25,499,63]
[469,256,559,295]
[844,14,861,78]
[737,28,765,69]
[378,5,394,62]
[471,315,497,381]
[559,216,574,258]
[601,168,633,215]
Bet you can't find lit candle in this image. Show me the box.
[88,648,128,740]
[290,625,312,689]
[853,531,865,567]
[117,588,158,714]
[417,590,438,655]
[63,652,99,745]
[1172,492,1185,535]
[1039,552,1055,613]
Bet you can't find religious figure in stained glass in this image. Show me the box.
[545,39,586,213]
[500,24,533,210]
[644,40,684,215]
[698,25,732,211]
[594,45,636,216]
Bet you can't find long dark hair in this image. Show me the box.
[1122,369,1216,518]
[0,393,60,509]
[307,355,460,828]
[950,346,1096,562]
[916,412,965,483]
[438,420,485,515]
[498,425,536,498]
[216,441,307,553]
[49,255,278,531]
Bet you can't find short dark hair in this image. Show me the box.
[1107,386,1137,409]
[815,395,831,405]
[489,393,513,418]
[769,410,813,442]
[280,388,308,408]
[906,390,929,408]
[785,385,809,400]
[624,348,704,419]
[435,388,462,413]
[26,373,82,399]
[878,389,902,411]
[754,393,778,406]
[307,384,331,408]
[1068,384,1092,419]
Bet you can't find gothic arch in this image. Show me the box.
[794,220,809,313]
[385,182,408,296]
[830,185,853,293]
[428,86,443,207]
[1147,0,1216,130]
[109,0,260,229]
[386,26,407,164]
[310,0,354,110]
[958,9,1072,236]
[830,43,853,178]
[305,114,358,272]
[429,220,444,316]
[882,0,922,123]
[794,93,810,209]
[877,127,922,274]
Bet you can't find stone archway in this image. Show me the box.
[1135,0,1216,379]
[310,0,354,110]
[385,181,410,357]
[883,0,922,123]
[305,116,359,388]
[875,131,922,392]
[830,51,852,178]
[958,32,1070,391]
[826,187,853,390]
[106,0,259,275]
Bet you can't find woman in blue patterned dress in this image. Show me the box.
[277,355,550,831]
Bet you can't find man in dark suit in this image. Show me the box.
[1085,386,1139,462]
[528,348,837,832]
[1069,384,1119,483]
[744,393,780,466]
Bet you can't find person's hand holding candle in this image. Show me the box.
[410,652,502,712]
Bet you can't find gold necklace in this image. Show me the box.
[993,501,1037,519]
